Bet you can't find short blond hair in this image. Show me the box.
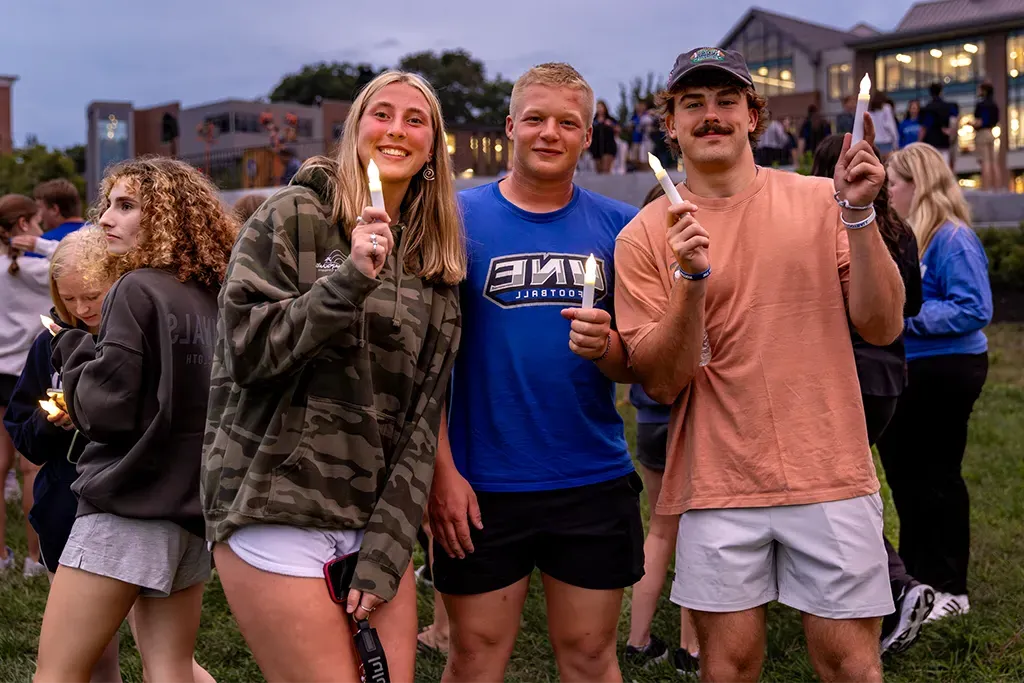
[510,63,595,123]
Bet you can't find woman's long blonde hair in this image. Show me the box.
[49,226,118,328]
[887,143,972,255]
[299,70,466,285]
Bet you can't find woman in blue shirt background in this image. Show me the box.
[879,143,992,624]
[899,100,923,151]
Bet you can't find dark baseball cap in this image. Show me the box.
[667,47,754,91]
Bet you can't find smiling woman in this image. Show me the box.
[203,69,465,683]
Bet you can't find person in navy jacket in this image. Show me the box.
[879,143,993,624]
[3,226,125,682]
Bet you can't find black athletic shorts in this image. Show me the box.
[635,422,669,472]
[433,471,646,595]
[0,373,18,407]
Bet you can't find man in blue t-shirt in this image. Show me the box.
[11,179,87,259]
[429,63,643,683]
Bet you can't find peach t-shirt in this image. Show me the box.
[615,168,878,515]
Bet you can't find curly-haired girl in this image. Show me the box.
[34,157,236,683]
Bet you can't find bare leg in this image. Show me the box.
[627,465,675,649]
[680,606,699,655]
[0,407,14,564]
[45,570,123,683]
[418,530,450,654]
[34,566,140,682]
[441,578,530,683]
[543,574,624,683]
[691,608,767,683]
[213,543,363,682]
[19,455,42,562]
[132,582,206,683]
[803,614,883,683]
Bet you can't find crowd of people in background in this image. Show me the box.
[0,43,996,683]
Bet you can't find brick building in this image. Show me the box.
[0,75,16,155]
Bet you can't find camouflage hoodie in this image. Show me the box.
[202,166,461,601]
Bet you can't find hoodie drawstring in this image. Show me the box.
[391,225,408,328]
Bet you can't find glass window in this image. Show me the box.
[445,132,456,156]
[875,38,986,94]
[828,64,853,100]
[296,118,314,138]
[234,113,261,133]
[204,113,230,135]
[1008,33,1024,80]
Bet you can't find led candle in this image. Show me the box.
[851,74,871,145]
[367,159,385,211]
[39,399,60,417]
[648,153,684,206]
[582,254,597,309]
[41,315,56,336]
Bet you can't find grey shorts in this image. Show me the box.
[60,513,211,598]
[671,493,894,620]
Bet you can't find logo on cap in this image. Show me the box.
[690,48,726,64]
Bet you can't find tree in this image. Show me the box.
[267,50,513,128]
[397,50,512,127]
[0,145,85,198]
[63,145,87,175]
[270,62,383,105]
[617,72,664,139]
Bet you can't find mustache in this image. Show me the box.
[693,122,734,137]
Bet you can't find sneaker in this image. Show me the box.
[624,634,669,667]
[924,592,970,623]
[672,648,700,676]
[881,582,935,655]
[0,546,13,572]
[23,557,47,578]
[4,470,19,502]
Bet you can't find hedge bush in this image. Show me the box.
[978,227,1024,289]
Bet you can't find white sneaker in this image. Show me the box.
[3,470,19,502]
[924,592,970,623]
[23,557,47,578]
[0,546,13,572]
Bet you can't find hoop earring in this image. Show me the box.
[422,164,435,181]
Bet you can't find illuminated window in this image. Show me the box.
[446,133,456,156]
[729,17,796,96]
[828,64,853,100]
[874,38,985,93]
[494,140,503,163]
[470,136,479,162]
[482,137,491,156]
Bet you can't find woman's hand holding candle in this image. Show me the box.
[351,207,393,280]
[39,399,74,430]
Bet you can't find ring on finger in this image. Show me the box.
[360,603,376,613]
[371,234,378,254]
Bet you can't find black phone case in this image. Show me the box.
[323,553,358,604]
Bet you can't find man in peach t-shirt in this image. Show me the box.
[614,48,906,683]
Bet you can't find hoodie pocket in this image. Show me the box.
[267,395,395,526]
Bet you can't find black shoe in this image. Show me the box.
[625,635,669,667]
[881,581,935,656]
[672,648,700,677]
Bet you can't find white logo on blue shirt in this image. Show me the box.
[483,252,607,308]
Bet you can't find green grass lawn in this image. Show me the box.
[2,324,1022,682]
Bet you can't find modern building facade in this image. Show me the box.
[720,1,1024,189]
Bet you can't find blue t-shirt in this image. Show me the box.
[899,118,922,149]
[905,222,992,360]
[448,181,636,492]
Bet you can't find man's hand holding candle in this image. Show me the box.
[667,201,710,279]
[560,307,612,361]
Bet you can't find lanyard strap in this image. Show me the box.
[353,619,391,683]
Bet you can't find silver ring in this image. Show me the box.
[355,216,366,226]
[361,604,376,613]
[371,234,378,254]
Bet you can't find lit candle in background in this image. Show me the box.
[582,254,597,309]
[648,153,684,206]
[39,399,60,417]
[851,74,871,145]
[41,315,56,336]
[367,159,385,211]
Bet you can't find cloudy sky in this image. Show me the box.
[6,0,915,149]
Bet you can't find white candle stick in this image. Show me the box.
[648,153,684,206]
[582,254,597,309]
[39,399,60,417]
[851,74,871,145]
[40,315,56,336]
[367,159,385,211]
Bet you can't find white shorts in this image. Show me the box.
[671,493,893,620]
[226,524,365,578]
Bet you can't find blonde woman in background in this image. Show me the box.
[878,143,993,623]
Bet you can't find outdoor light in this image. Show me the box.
[931,49,943,58]
[1012,69,1020,78]
[896,54,912,64]
[780,70,791,80]
[993,126,1001,139]
[964,43,978,54]
[758,66,768,76]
